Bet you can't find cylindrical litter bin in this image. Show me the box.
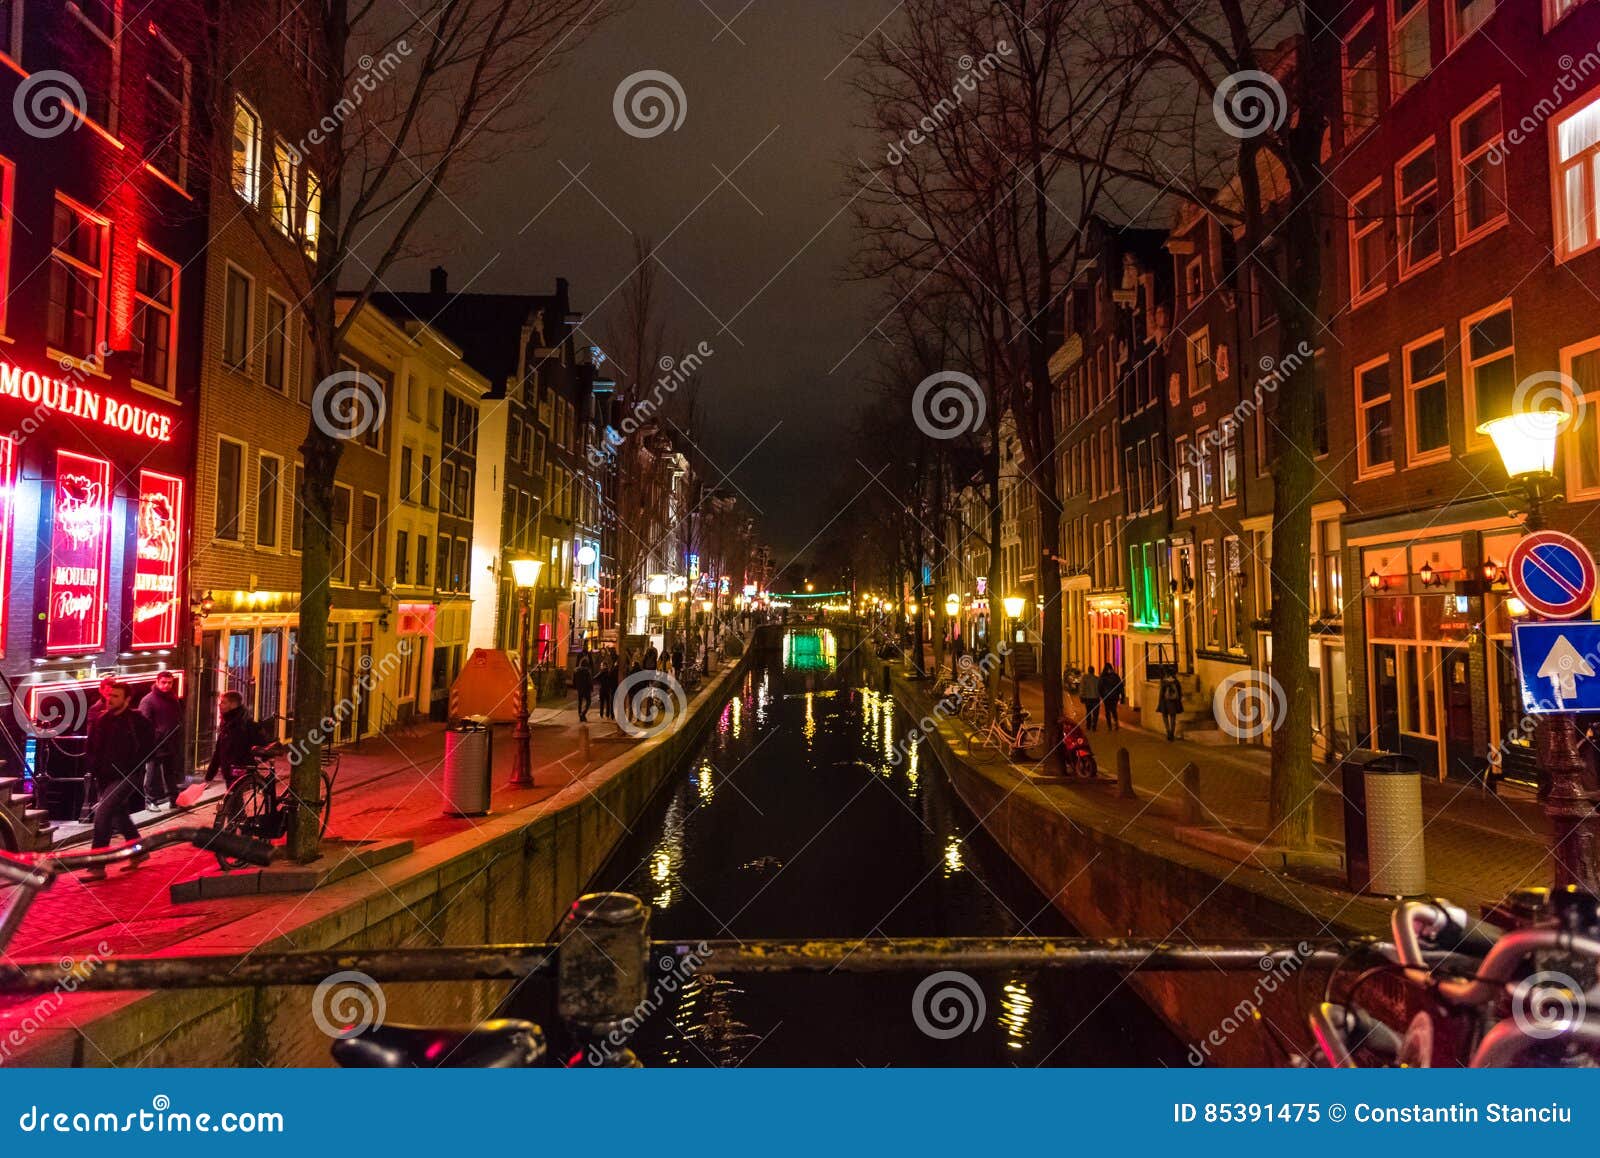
[443,716,492,817]
[1361,753,1425,897]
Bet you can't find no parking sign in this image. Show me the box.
[1506,531,1597,620]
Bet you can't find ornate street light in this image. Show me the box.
[1479,405,1597,892]
[1002,594,1027,740]
[508,556,544,787]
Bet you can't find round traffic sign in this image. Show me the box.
[1507,530,1598,620]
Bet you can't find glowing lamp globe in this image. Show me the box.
[1478,409,1570,480]
[944,594,961,615]
[509,557,543,588]
[657,600,675,617]
[1002,595,1026,619]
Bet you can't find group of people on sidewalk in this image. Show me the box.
[1073,663,1125,732]
[80,672,184,879]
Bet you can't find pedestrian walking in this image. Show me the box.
[1158,673,1184,742]
[642,645,659,671]
[137,670,184,808]
[596,656,618,720]
[1079,665,1102,731]
[1099,663,1124,733]
[671,645,685,680]
[84,681,156,876]
[573,652,594,721]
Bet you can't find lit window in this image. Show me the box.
[1196,427,1216,508]
[1562,336,1600,498]
[232,98,263,204]
[1448,0,1497,48]
[132,248,177,391]
[1554,92,1600,259]
[1220,420,1240,501]
[1391,0,1432,98]
[46,197,107,362]
[1342,15,1380,135]
[1397,141,1441,273]
[271,139,298,235]
[1349,180,1387,304]
[1185,257,1203,309]
[1454,92,1506,242]
[1187,328,1214,395]
[1463,303,1515,435]
[303,172,322,260]
[146,27,189,184]
[1404,333,1450,462]
[1356,358,1394,475]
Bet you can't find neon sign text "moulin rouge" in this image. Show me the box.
[0,359,173,443]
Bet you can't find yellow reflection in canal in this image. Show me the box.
[943,834,964,877]
[999,979,1034,1051]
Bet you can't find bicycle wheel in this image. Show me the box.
[212,770,269,871]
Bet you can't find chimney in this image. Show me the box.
[430,266,448,296]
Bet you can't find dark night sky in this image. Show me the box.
[389,0,890,560]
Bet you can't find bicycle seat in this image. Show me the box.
[331,1019,547,1068]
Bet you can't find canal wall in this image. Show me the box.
[12,655,755,1068]
[879,661,1397,1067]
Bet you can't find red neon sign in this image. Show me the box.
[130,470,183,649]
[0,359,174,443]
[46,450,112,654]
[0,437,16,658]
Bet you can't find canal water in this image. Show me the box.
[571,629,1185,1066]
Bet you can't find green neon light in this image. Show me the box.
[772,590,851,599]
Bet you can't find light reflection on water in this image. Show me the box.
[574,629,1182,1066]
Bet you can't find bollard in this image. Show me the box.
[881,662,891,694]
[557,892,650,1064]
[1116,749,1136,800]
[1179,761,1202,825]
[578,723,591,767]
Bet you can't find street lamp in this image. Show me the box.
[1478,406,1598,892]
[508,556,544,787]
[1003,594,1026,736]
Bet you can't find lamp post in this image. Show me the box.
[1003,594,1026,733]
[1478,407,1600,893]
[944,592,961,668]
[508,556,544,788]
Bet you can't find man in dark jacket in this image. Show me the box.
[206,691,257,787]
[573,652,594,722]
[138,671,184,808]
[84,682,156,877]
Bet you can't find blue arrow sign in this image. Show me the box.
[1514,621,1600,714]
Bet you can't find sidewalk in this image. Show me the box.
[0,696,646,963]
[980,671,1552,912]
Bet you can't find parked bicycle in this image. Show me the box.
[210,729,340,872]
[1306,885,1600,1067]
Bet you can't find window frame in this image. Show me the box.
[1446,0,1497,51]
[1341,10,1382,139]
[1355,354,1397,479]
[231,96,264,206]
[144,23,190,188]
[1403,329,1453,466]
[1461,299,1516,451]
[1348,176,1388,308]
[47,194,110,365]
[1547,0,1589,30]
[1551,89,1600,263]
[263,291,290,393]
[255,450,283,551]
[1452,88,1508,249]
[221,261,254,372]
[1395,136,1444,279]
[1561,333,1600,499]
[131,242,178,396]
[67,0,122,134]
[1391,0,1433,101]
[215,436,247,543]
[1187,326,1214,397]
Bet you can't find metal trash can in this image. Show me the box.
[1340,748,1424,897]
[442,716,492,817]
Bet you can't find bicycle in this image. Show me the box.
[1306,885,1600,1067]
[211,740,339,872]
[0,828,273,955]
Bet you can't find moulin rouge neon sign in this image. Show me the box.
[0,359,174,443]
[46,451,111,655]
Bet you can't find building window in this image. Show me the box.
[1220,420,1240,501]
[1562,337,1600,498]
[1356,357,1394,476]
[256,453,281,548]
[232,98,263,204]
[1392,0,1433,98]
[47,197,107,361]
[270,139,297,235]
[264,294,289,392]
[1548,0,1588,28]
[1396,140,1441,275]
[303,172,322,260]
[223,264,252,370]
[1185,256,1203,310]
[1195,427,1216,508]
[1463,302,1515,437]
[216,439,244,541]
[1342,13,1380,136]
[1349,179,1387,305]
[1201,540,1221,651]
[0,2,17,60]
[1175,436,1194,512]
[358,494,380,584]
[1454,91,1506,244]
[132,247,177,392]
[457,467,472,516]
[436,536,452,592]
[439,461,456,516]
[417,535,430,587]
[1448,0,1497,48]
[1555,92,1600,260]
[395,529,409,584]
[145,26,188,184]
[1188,327,1214,395]
[421,454,434,508]
[331,485,352,584]
[67,0,119,130]
[1404,333,1451,463]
